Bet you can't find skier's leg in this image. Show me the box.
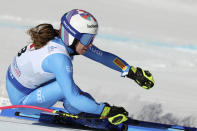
[7,75,126,130]
[6,75,26,105]
[6,74,103,115]
[17,80,64,114]
[63,84,99,115]
[6,73,64,115]
[63,84,105,115]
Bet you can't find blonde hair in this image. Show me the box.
[27,24,59,49]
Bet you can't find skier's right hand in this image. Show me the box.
[122,66,154,89]
[100,103,128,125]
[128,66,154,89]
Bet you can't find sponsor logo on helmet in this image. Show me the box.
[87,24,98,28]
[78,10,97,22]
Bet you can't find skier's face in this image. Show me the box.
[75,42,93,55]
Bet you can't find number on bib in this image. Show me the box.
[18,46,27,57]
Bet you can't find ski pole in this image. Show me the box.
[0,105,100,119]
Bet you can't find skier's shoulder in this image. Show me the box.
[42,49,72,74]
[42,37,72,68]
[50,37,64,46]
[47,37,70,57]
[42,52,72,74]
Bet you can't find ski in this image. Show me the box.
[0,105,197,131]
[0,105,118,130]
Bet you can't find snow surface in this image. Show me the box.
[0,116,91,131]
[0,0,197,130]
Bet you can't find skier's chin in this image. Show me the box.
[77,49,87,55]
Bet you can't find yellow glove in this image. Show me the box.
[100,103,128,125]
[127,66,154,89]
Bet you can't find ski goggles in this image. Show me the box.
[61,16,96,47]
[80,33,95,46]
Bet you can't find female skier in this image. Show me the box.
[6,9,154,129]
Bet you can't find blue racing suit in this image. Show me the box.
[6,37,129,116]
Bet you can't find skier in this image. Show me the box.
[6,9,154,130]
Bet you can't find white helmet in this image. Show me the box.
[60,9,98,47]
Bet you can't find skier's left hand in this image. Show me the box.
[100,103,128,125]
[122,66,154,89]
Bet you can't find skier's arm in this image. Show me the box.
[42,53,105,114]
[84,45,129,72]
[84,45,154,89]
